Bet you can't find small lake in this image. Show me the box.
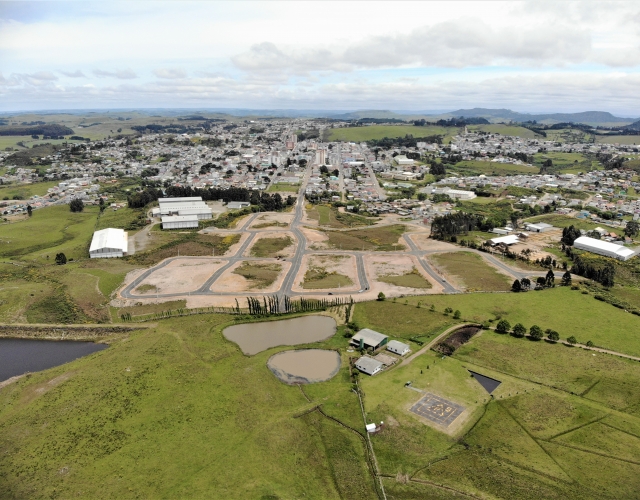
[0,338,108,382]
[268,349,341,384]
[223,315,336,355]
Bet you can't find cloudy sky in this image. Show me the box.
[1,0,640,114]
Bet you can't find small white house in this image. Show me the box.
[386,340,410,356]
[355,357,384,376]
[89,228,128,258]
[227,201,250,210]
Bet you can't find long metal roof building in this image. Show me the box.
[573,236,636,261]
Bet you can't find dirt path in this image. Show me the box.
[401,323,469,366]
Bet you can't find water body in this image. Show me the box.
[469,370,502,394]
[268,349,341,384]
[223,315,336,355]
[0,338,108,382]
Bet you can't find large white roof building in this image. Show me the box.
[573,236,636,261]
[157,197,212,220]
[89,228,128,258]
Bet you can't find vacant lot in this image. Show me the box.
[430,252,512,291]
[328,124,454,143]
[325,224,406,251]
[306,204,375,228]
[232,262,283,289]
[449,160,536,176]
[300,254,355,290]
[0,180,60,200]
[127,233,240,266]
[467,124,543,138]
[249,235,294,258]
[266,182,299,193]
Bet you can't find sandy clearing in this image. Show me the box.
[291,253,360,292]
[133,258,226,294]
[243,231,297,258]
[408,233,459,252]
[364,254,443,296]
[248,212,294,229]
[300,226,330,250]
[211,259,291,293]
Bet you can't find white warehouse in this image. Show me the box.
[162,215,199,230]
[89,228,128,258]
[156,197,212,220]
[573,236,636,261]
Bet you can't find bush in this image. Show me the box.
[55,252,67,265]
[496,319,511,334]
[512,323,526,338]
[69,198,84,212]
[567,336,577,345]
[586,340,594,347]
[529,325,543,340]
[547,330,560,342]
[377,292,385,301]
[453,310,461,319]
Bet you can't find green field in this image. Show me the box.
[233,262,282,289]
[267,182,300,193]
[525,213,604,232]
[325,224,406,251]
[533,152,600,174]
[328,125,455,143]
[430,252,512,291]
[249,236,293,258]
[468,124,543,138]
[307,204,375,228]
[0,180,60,200]
[596,134,640,145]
[449,159,537,176]
[302,264,354,289]
[377,268,432,289]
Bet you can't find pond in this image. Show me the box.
[0,338,108,382]
[223,315,336,355]
[268,349,341,384]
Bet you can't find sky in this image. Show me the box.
[1,0,640,115]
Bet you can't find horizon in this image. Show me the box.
[2,1,640,114]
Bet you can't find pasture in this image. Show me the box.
[325,224,406,251]
[328,125,455,143]
[449,159,536,176]
[430,252,512,291]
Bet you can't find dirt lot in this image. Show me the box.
[292,253,359,292]
[509,229,563,262]
[248,212,294,230]
[244,231,296,258]
[212,259,291,293]
[365,254,440,296]
[300,227,330,250]
[408,233,459,252]
[133,258,225,294]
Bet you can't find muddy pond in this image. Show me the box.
[223,315,336,355]
[0,338,108,382]
[268,349,341,384]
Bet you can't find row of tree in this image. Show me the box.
[245,295,353,316]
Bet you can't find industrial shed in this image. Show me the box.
[157,197,212,220]
[573,236,636,261]
[524,222,554,233]
[350,329,389,350]
[162,215,199,229]
[89,228,128,258]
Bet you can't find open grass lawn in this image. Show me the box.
[596,134,640,145]
[233,262,282,289]
[0,314,379,499]
[0,180,60,200]
[307,204,374,228]
[430,252,512,291]
[302,267,353,289]
[325,224,406,251]
[468,124,542,139]
[249,236,293,258]
[127,233,240,266]
[95,206,146,231]
[525,213,604,232]
[267,182,300,193]
[457,198,513,220]
[328,124,454,143]
[377,268,432,289]
[449,160,536,176]
[533,152,599,174]
[0,204,100,262]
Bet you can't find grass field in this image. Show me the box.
[456,199,514,221]
[302,267,353,289]
[233,262,282,289]
[328,125,455,143]
[533,152,600,174]
[249,236,293,258]
[127,233,240,266]
[430,252,512,291]
[325,224,406,251]
[267,182,300,193]
[377,268,432,289]
[0,180,60,200]
[0,313,379,499]
[467,124,543,139]
[525,213,604,232]
[449,160,537,177]
[307,204,375,228]
[596,134,640,145]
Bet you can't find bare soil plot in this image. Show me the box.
[429,252,512,291]
[325,224,407,251]
[134,258,226,294]
[127,233,241,266]
[294,254,359,291]
[301,226,330,250]
[365,254,435,295]
[407,233,459,252]
[248,212,293,230]
[212,260,289,292]
[246,232,295,258]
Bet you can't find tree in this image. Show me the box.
[529,325,543,340]
[586,340,594,347]
[547,330,560,342]
[319,165,329,175]
[520,277,531,291]
[55,252,67,265]
[625,220,639,238]
[496,319,511,334]
[561,225,581,246]
[561,271,572,286]
[69,198,84,212]
[99,197,106,213]
[26,204,32,217]
[567,335,577,345]
[545,269,555,287]
[453,310,461,319]
[377,292,386,301]
[417,192,428,201]
[511,279,522,292]
[512,323,526,338]
[332,169,339,177]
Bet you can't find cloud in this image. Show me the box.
[25,71,58,81]
[93,68,137,79]
[60,70,86,78]
[153,68,186,79]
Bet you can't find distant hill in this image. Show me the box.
[438,108,636,126]
[623,120,640,131]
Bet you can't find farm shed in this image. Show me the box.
[89,228,128,258]
[158,197,212,220]
[355,357,384,376]
[489,235,519,246]
[351,328,389,350]
[162,215,199,230]
[524,222,554,233]
[386,340,410,356]
[573,236,636,261]
[227,201,251,210]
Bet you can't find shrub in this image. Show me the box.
[377,292,385,301]
[586,340,594,347]
[529,325,543,340]
[512,323,526,338]
[69,198,84,212]
[55,252,67,265]
[496,319,511,334]
[453,310,461,319]
[567,336,577,345]
[547,330,560,342]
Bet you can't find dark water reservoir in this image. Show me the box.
[469,370,502,394]
[0,338,108,382]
